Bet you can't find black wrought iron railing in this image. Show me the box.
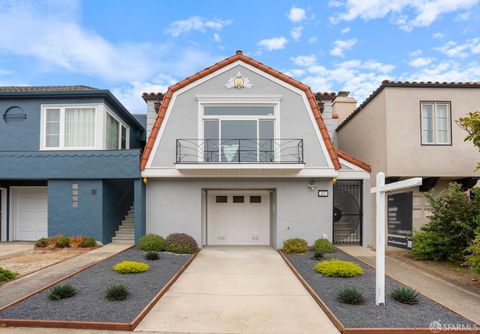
[176,139,304,164]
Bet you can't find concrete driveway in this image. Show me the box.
[0,242,33,259]
[136,246,339,334]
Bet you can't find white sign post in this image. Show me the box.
[370,172,422,306]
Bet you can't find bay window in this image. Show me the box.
[43,106,95,149]
[106,112,128,150]
[421,102,451,145]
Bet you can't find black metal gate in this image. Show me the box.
[333,180,363,245]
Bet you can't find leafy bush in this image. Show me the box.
[412,230,447,261]
[105,283,130,301]
[35,238,48,248]
[48,284,77,301]
[337,287,365,304]
[391,286,420,305]
[465,234,480,274]
[314,259,363,277]
[139,234,166,252]
[113,261,150,274]
[145,251,159,261]
[165,233,198,254]
[416,183,480,262]
[0,267,19,282]
[313,239,334,253]
[282,238,308,253]
[80,236,96,248]
[312,249,324,260]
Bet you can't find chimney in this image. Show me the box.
[332,91,357,125]
[142,93,164,140]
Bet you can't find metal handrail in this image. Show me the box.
[176,138,304,164]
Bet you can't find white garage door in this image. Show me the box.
[207,190,270,246]
[12,187,48,241]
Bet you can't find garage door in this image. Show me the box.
[207,190,270,246]
[12,188,48,241]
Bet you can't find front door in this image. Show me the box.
[207,190,270,245]
[333,180,363,245]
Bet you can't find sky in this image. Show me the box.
[0,0,479,113]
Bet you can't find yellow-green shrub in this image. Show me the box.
[314,259,363,277]
[113,261,150,274]
[313,239,334,253]
[282,238,308,253]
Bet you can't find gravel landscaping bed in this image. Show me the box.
[286,250,476,329]
[0,249,190,323]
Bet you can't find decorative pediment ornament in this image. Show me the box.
[225,71,253,89]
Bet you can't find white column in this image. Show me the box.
[375,172,386,306]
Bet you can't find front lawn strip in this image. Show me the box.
[0,249,197,331]
[281,250,478,333]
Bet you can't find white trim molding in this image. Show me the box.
[196,95,282,104]
[0,188,7,242]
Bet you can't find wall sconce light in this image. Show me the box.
[308,180,317,190]
[143,177,148,184]
[332,177,337,184]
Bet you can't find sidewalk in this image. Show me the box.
[338,246,480,324]
[0,243,132,309]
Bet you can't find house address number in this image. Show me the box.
[318,190,328,197]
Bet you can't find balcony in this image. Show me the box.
[175,139,304,173]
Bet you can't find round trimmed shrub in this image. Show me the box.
[282,238,308,253]
[80,236,96,248]
[55,236,70,248]
[35,237,48,248]
[337,287,365,304]
[105,283,130,301]
[313,239,334,253]
[48,284,77,301]
[314,259,363,277]
[165,233,198,254]
[391,286,419,305]
[145,251,160,261]
[139,234,166,252]
[113,261,150,274]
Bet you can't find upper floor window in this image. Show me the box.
[43,106,95,149]
[202,106,276,162]
[420,102,451,145]
[106,112,128,150]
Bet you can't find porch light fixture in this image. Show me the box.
[143,177,148,184]
[332,177,337,184]
[308,180,317,190]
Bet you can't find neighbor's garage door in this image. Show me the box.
[207,190,270,246]
[12,187,48,241]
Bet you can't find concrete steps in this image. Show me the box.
[112,206,135,244]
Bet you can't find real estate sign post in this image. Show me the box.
[371,173,422,306]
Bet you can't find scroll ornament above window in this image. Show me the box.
[225,71,253,89]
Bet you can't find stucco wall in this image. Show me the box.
[385,87,480,177]
[48,180,104,242]
[146,178,333,248]
[150,64,329,168]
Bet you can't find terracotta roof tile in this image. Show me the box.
[335,149,371,172]
[140,51,341,170]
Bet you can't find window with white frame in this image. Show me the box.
[420,102,451,145]
[202,106,276,162]
[106,112,128,150]
[43,106,96,149]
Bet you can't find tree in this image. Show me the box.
[457,111,480,170]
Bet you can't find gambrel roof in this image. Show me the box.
[140,50,341,170]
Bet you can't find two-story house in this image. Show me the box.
[336,81,480,248]
[0,86,146,244]
[140,51,371,248]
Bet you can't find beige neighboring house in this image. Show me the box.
[335,80,480,248]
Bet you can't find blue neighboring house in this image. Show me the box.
[0,86,146,244]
